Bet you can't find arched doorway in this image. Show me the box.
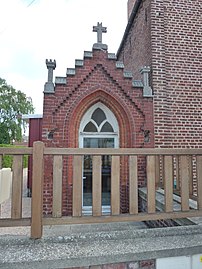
[79,102,119,213]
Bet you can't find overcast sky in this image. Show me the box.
[0,0,128,114]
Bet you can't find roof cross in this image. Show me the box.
[93,22,107,44]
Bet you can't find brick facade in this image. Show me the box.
[42,49,154,215]
[38,1,201,267]
[118,0,202,148]
[118,0,152,81]
[41,0,201,215]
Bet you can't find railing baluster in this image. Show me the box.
[180,156,190,211]
[53,155,63,217]
[175,156,180,191]
[147,156,156,214]
[111,156,120,215]
[11,155,23,219]
[92,156,102,216]
[189,155,193,196]
[164,156,173,213]
[155,155,160,189]
[197,156,202,210]
[73,155,83,217]
[161,156,165,187]
[129,156,138,214]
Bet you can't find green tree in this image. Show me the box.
[0,78,35,144]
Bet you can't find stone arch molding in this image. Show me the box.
[65,90,134,148]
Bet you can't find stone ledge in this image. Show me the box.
[55,77,66,85]
[0,223,202,269]
[132,80,143,87]
[84,51,93,58]
[66,68,76,76]
[75,59,84,67]
[116,61,124,69]
[108,53,117,60]
[123,71,133,78]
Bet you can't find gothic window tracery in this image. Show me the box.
[80,102,118,135]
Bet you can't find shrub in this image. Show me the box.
[0,144,28,168]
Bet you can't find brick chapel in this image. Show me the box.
[31,0,201,215]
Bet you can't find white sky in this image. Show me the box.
[0,0,128,114]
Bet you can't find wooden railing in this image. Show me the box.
[0,141,202,239]
[0,147,32,228]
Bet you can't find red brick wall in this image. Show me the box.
[151,0,202,148]
[118,0,202,148]
[42,49,154,215]
[118,0,152,81]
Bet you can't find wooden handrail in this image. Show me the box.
[1,146,201,156]
[44,147,202,156]
[0,148,32,155]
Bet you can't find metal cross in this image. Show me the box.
[93,22,107,44]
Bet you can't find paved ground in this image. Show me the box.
[0,169,31,236]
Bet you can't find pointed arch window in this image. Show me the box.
[80,102,119,136]
[79,102,119,212]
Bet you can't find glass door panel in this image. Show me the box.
[83,137,114,208]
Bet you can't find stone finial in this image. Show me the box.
[140,66,153,97]
[93,22,108,50]
[44,59,56,93]
[93,22,107,43]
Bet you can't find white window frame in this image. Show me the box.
[79,102,119,148]
[79,102,119,214]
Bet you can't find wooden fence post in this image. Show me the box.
[31,141,44,239]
